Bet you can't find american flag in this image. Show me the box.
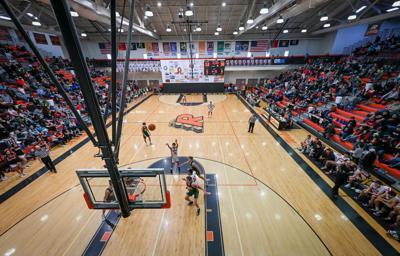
[99,42,111,54]
[250,40,269,52]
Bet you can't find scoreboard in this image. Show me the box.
[204,60,225,76]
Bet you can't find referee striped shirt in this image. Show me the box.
[35,147,49,158]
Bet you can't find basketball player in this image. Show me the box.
[183,174,211,216]
[207,101,215,117]
[182,156,206,184]
[166,139,181,173]
[182,94,187,103]
[142,122,152,145]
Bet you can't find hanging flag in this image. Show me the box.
[271,40,279,48]
[199,41,206,53]
[99,42,111,54]
[119,42,127,50]
[207,41,214,54]
[250,40,268,52]
[235,41,249,52]
[180,42,187,54]
[217,41,224,53]
[170,42,177,56]
[163,42,171,55]
[224,41,232,53]
[279,40,289,47]
[152,42,159,53]
[145,42,153,52]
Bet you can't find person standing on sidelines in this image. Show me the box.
[248,113,257,133]
[207,101,215,117]
[166,139,181,173]
[35,142,57,173]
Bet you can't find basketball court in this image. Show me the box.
[0,94,395,255]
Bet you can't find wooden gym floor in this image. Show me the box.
[0,94,397,255]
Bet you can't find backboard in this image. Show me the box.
[76,168,170,210]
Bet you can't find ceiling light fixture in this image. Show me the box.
[260,3,269,14]
[283,29,289,33]
[239,24,245,31]
[153,29,157,32]
[0,15,11,21]
[190,2,194,7]
[27,12,34,17]
[214,31,219,35]
[355,5,367,13]
[145,7,153,17]
[323,23,331,28]
[320,15,328,21]
[70,11,79,17]
[233,31,238,35]
[247,17,254,24]
[301,29,307,33]
[277,16,284,23]
[115,12,120,17]
[347,14,357,20]
[196,25,201,31]
[32,21,41,26]
[216,25,222,31]
[393,1,400,7]
[222,2,226,7]
[118,28,124,32]
[185,7,193,16]
[81,33,87,37]
[166,26,172,32]
[386,7,399,12]
[262,24,268,30]
[157,2,162,7]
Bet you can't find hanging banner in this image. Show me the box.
[198,41,206,53]
[235,41,249,53]
[163,42,171,55]
[170,42,177,54]
[290,40,299,45]
[49,35,61,45]
[207,41,214,54]
[152,42,159,53]
[119,42,127,50]
[217,41,224,53]
[33,32,48,45]
[278,40,289,48]
[180,42,187,54]
[145,42,152,52]
[224,41,233,54]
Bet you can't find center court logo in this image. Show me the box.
[169,114,204,133]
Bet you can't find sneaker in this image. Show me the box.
[196,208,200,216]
[387,230,399,241]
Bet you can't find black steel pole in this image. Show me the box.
[49,0,130,217]
[0,0,98,147]
[114,0,135,159]
[110,0,117,145]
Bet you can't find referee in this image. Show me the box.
[35,143,57,173]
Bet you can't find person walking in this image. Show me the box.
[331,160,352,199]
[35,142,57,173]
[248,113,257,133]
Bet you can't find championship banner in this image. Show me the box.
[49,35,61,45]
[33,32,48,45]
[207,41,214,54]
[235,41,249,53]
[198,41,206,53]
[179,42,187,54]
[217,41,224,53]
[0,26,11,41]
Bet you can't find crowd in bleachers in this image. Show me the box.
[242,36,400,240]
[0,43,149,180]
[353,34,400,56]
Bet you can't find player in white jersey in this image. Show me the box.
[166,139,180,173]
[208,101,215,117]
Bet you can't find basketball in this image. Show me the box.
[148,124,156,131]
